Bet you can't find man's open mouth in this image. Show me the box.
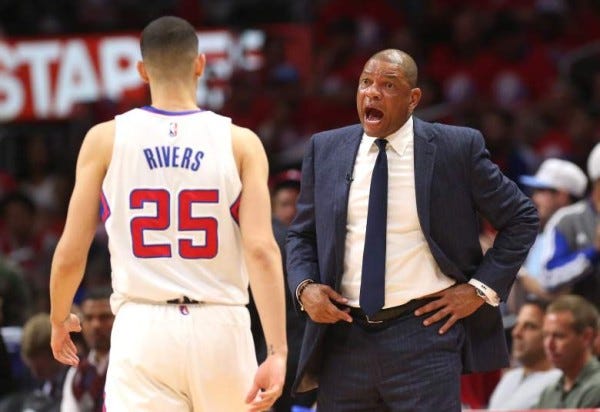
[366,108,384,122]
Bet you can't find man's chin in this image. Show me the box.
[363,123,385,138]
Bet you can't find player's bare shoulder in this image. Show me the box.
[230,123,267,173]
[80,119,116,172]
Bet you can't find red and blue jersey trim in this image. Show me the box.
[100,191,111,222]
[230,192,241,225]
[140,106,205,116]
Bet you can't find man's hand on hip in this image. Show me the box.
[414,283,485,335]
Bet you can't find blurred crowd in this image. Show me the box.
[1,0,600,411]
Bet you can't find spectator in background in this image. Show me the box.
[0,313,68,412]
[479,109,535,186]
[271,169,302,227]
[488,298,561,410]
[537,294,600,408]
[0,192,50,313]
[512,158,588,302]
[0,256,32,326]
[61,287,113,412]
[0,191,42,269]
[19,134,62,215]
[539,143,600,309]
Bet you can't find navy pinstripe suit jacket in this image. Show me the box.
[286,117,539,393]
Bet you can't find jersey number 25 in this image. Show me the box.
[130,188,218,259]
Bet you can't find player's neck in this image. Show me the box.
[149,82,199,112]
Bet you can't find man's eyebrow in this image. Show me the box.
[361,71,401,79]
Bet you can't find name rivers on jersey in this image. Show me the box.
[143,146,204,171]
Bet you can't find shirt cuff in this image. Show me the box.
[295,279,315,311]
[468,278,500,307]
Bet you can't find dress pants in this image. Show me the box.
[317,310,464,412]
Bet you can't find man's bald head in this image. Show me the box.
[367,49,418,88]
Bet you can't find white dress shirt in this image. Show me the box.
[341,116,499,308]
[60,350,109,412]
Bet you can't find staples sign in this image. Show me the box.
[0,30,264,121]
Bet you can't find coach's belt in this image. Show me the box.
[348,297,436,324]
[166,296,200,304]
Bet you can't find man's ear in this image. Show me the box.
[409,87,422,113]
[137,61,150,83]
[195,54,206,78]
[582,326,595,347]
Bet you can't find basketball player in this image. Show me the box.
[49,16,287,411]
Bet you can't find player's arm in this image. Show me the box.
[49,120,114,365]
[232,124,287,410]
[233,124,287,355]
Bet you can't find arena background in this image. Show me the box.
[0,1,599,410]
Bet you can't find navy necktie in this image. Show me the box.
[360,138,388,316]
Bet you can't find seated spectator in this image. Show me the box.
[0,313,68,412]
[0,256,32,326]
[511,158,588,303]
[270,169,302,227]
[539,143,600,309]
[61,287,113,412]
[488,298,561,409]
[537,294,600,408]
[0,191,51,313]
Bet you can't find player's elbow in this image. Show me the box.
[244,238,281,269]
[51,243,87,278]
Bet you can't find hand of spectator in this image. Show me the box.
[50,313,82,366]
[300,283,352,324]
[245,352,286,412]
[414,284,485,335]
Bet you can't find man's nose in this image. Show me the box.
[364,84,382,99]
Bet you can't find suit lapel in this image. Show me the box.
[413,118,436,238]
[334,126,362,285]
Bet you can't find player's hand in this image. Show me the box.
[245,352,286,412]
[50,313,82,366]
[300,283,352,324]
[414,284,484,334]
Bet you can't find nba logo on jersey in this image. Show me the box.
[169,122,178,137]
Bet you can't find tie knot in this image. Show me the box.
[375,139,387,152]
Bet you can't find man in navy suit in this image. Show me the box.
[286,49,539,411]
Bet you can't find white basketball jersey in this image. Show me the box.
[102,107,247,311]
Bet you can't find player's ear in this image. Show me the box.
[137,61,150,83]
[195,54,206,78]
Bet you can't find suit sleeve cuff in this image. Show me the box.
[295,279,315,311]
[468,278,500,307]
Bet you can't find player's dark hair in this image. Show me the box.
[140,16,198,73]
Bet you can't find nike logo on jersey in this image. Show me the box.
[143,146,204,171]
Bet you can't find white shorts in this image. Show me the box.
[104,302,257,411]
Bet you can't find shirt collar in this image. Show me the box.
[363,116,413,156]
[554,357,600,392]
